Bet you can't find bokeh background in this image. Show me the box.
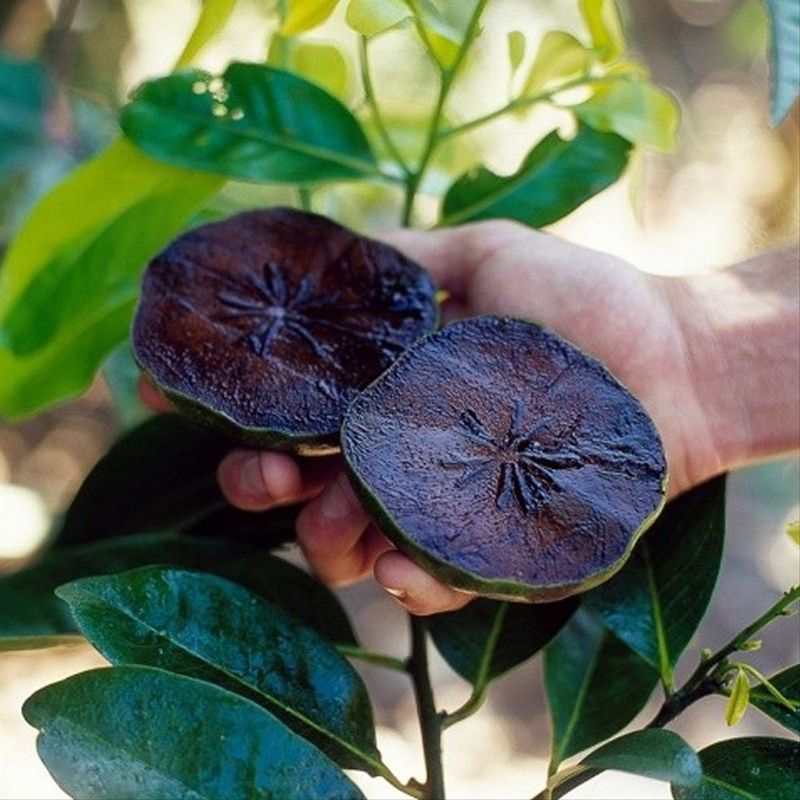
[1,1,798,798]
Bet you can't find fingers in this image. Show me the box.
[217,449,339,511]
[296,473,393,585]
[374,550,472,615]
[137,374,173,413]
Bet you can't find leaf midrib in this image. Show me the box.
[70,589,381,771]
[642,544,672,689]
[129,98,378,178]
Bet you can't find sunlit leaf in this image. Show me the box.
[24,666,364,799]
[585,477,726,690]
[671,737,800,799]
[282,0,340,34]
[579,0,625,61]
[121,63,377,184]
[544,607,659,769]
[346,0,410,36]
[765,0,800,124]
[725,669,750,726]
[441,124,631,227]
[428,597,577,686]
[572,77,680,152]
[0,141,221,419]
[507,31,526,73]
[749,665,800,734]
[787,520,800,547]
[268,36,349,98]
[523,31,589,95]
[175,0,238,68]
[58,568,378,771]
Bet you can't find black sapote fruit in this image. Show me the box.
[342,316,667,601]
[133,208,438,453]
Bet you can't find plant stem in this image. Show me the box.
[533,586,800,800]
[441,602,508,730]
[358,36,411,175]
[408,615,445,799]
[401,0,490,226]
[336,644,407,672]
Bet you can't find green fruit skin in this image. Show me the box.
[141,368,341,457]
[342,455,668,602]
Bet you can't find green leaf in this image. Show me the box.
[523,31,589,95]
[579,0,625,61]
[671,737,800,799]
[0,55,47,178]
[282,0,340,34]
[58,567,378,772]
[268,37,349,98]
[0,635,83,652]
[428,597,577,685]
[346,0,410,36]
[0,140,221,419]
[441,124,631,227]
[787,520,800,547]
[121,63,378,184]
[765,0,800,124]
[573,77,680,151]
[750,665,800,734]
[726,669,751,726]
[175,0,238,68]
[579,729,702,786]
[544,607,659,769]
[23,665,364,800]
[0,533,243,638]
[585,476,726,690]
[508,30,526,73]
[58,415,231,546]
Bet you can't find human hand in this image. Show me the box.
[141,222,798,614]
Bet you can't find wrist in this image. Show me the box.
[657,249,800,489]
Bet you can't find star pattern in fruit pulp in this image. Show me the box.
[215,260,406,368]
[442,400,652,517]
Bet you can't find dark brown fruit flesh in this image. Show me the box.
[132,208,438,452]
[342,316,668,601]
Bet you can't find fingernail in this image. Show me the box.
[241,455,266,498]
[382,586,408,601]
[320,478,352,520]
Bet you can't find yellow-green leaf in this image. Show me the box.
[523,31,590,95]
[726,670,750,727]
[268,37,349,97]
[281,0,340,34]
[580,0,625,61]
[508,30,526,73]
[175,0,238,68]
[573,78,680,152]
[345,0,410,37]
[787,520,800,547]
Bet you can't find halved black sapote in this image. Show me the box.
[133,208,437,452]
[342,316,668,602]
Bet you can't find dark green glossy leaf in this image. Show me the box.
[0,533,249,637]
[585,476,726,688]
[0,56,47,178]
[749,665,800,734]
[121,63,377,184]
[671,737,800,799]
[0,141,221,419]
[544,607,659,768]
[440,125,631,227]
[766,0,800,124]
[196,547,357,646]
[58,567,378,772]
[23,665,364,800]
[428,597,577,685]
[57,415,231,546]
[578,729,701,786]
